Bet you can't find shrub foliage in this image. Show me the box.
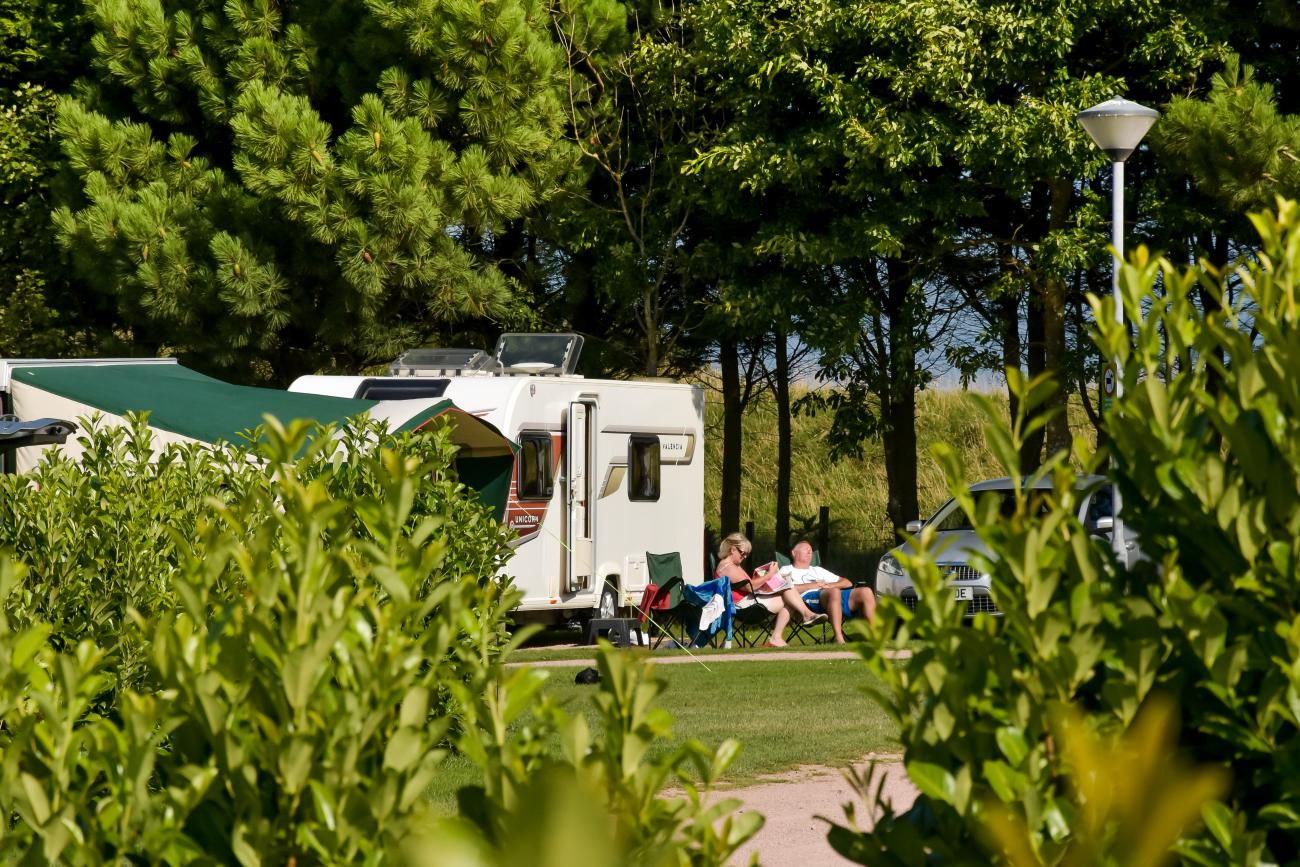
[0,417,758,864]
[838,200,1300,865]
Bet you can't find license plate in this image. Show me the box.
[954,586,973,601]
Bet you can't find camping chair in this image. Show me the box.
[704,529,720,581]
[732,597,775,647]
[787,613,828,646]
[773,549,822,568]
[700,546,769,647]
[638,551,693,648]
[679,577,737,647]
[774,548,830,645]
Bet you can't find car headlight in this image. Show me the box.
[877,553,904,576]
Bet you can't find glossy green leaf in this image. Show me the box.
[384,728,425,773]
[907,762,956,805]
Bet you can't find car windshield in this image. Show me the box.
[1085,486,1114,523]
[928,490,1049,532]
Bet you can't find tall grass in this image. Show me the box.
[701,385,1097,579]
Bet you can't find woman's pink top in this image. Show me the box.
[716,566,748,603]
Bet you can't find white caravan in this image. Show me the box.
[290,334,705,622]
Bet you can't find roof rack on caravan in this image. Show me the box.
[389,333,584,378]
[389,348,502,377]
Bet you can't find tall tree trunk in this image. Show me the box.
[1022,290,1047,473]
[495,219,531,294]
[1073,281,1105,444]
[1043,178,1074,459]
[1213,231,1229,270]
[999,289,1022,421]
[883,261,919,541]
[643,289,660,377]
[773,328,791,549]
[1199,231,1229,396]
[882,402,918,542]
[1042,273,1071,458]
[719,338,743,535]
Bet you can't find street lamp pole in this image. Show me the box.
[1110,158,1125,350]
[1076,96,1159,567]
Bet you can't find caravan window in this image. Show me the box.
[628,435,661,502]
[518,433,552,499]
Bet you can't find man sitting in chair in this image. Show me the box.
[780,541,877,644]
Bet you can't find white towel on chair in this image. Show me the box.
[698,593,724,632]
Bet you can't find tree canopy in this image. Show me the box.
[630,0,1223,525]
[54,0,607,380]
[1,0,1294,536]
[0,0,92,357]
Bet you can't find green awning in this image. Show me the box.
[10,363,516,520]
[399,400,517,521]
[11,364,373,444]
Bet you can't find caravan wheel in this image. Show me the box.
[597,583,620,620]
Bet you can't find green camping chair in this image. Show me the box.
[772,548,830,644]
[703,546,766,646]
[638,551,693,649]
[787,612,829,645]
[704,529,720,581]
[732,597,775,647]
[774,548,822,568]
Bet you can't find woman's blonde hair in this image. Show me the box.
[719,532,752,560]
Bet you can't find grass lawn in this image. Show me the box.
[428,656,896,812]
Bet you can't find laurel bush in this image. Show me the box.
[834,202,1300,865]
[0,417,758,864]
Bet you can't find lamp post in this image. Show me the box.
[1076,96,1159,567]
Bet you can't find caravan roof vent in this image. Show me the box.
[389,348,501,377]
[493,333,584,376]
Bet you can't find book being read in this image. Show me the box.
[750,562,791,595]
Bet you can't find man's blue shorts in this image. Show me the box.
[803,588,856,618]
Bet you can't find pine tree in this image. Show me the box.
[55,0,591,381]
[1150,55,1300,264]
[0,0,92,356]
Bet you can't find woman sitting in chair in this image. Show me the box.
[715,532,827,646]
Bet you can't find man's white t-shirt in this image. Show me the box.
[779,564,840,586]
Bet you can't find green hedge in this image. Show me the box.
[834,201,1300,865]
[0,417,759,864]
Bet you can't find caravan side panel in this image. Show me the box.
[295,372,707,619]
[439,379,569,615]
[588,382,705,608]
[455,377,705,617]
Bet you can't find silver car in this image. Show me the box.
[874,475,1138,615]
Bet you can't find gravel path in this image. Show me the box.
[507,649,910,668]
[720,756,917,865]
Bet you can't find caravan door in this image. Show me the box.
[565,401,595,594]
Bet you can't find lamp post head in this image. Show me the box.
[1077,97,1160,162]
